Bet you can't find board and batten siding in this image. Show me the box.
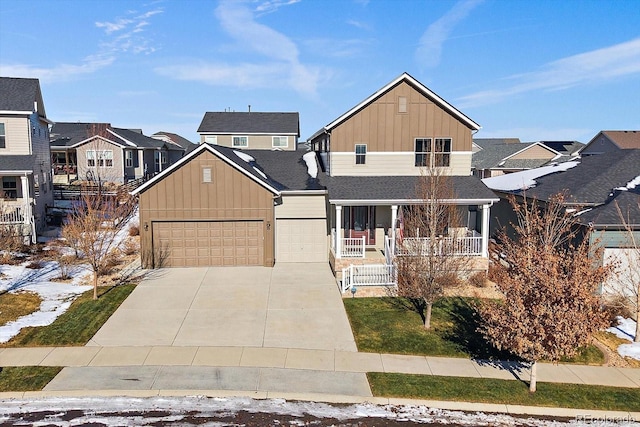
[76,139,125,183]
[329,152,472,176]
[139,150,275,267]
[201,134,296,151]
[510,144,556,160]
[329,81,473,154]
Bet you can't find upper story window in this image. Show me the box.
[0,123,5,148]
[414,138,452,167]
[87,150,113,167]
[272,136,288,148]
[355,144,367,165]
[202,167,212,183]
[204,135,217,144]
[398,96,407,113]
[125,150,133,168]
[232,136,248,148]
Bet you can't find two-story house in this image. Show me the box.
[197,111,300,150]
[50,122,186,184]
[133,73,497,294]
[579,130,640,156]
[309,72,498,283]
[0,77,54,243]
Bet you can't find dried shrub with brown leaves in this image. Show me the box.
[128,224,140,237]
[467,271,487,288]
[121,238,139,256]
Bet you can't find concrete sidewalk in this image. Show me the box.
[1,346,639,388]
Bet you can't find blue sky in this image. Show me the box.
[1,0,639,144]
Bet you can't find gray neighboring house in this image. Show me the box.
[0,77,54,243]
[152,131,195,152]
[197,111,300,151]
[472,138,564,178]
[579,130,640,156]
[50,123,187,184]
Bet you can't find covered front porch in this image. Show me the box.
[0,173,35,242]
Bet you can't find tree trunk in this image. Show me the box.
[424,300,433,329]
[529,360,537,393]
[93,271,98,300]
[635,293,640,342]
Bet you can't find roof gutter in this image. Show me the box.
[329,197,500,205]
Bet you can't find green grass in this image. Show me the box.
[0,366,63,392]
[344,297,604,364]
[1,284,135,347]
[368,373,640,412]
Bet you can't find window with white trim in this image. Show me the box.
[202,167,212,183]
[2,176,17,199]
[125,150,133,167]
[272,136,288,148]
[86,150,113,167]
[414,138,431,167]
[355,144,366,165]
[433,138,451,167]
[0,123,5,148]
[232,136,248,148]
[398,96,407,113]
[204,135,217,144]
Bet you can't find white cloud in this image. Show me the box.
[254,0,300,15]
[0,54,115,83]
[96,7,163,55]
[157,0,320,96]
[415,0,484,69]
[95,18,134,34]
[458,37,640,108]
[346,19,371,31]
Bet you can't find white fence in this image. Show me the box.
[0,205,26,224]
[395,236,482,256]
[341,263,396,293]
[331,229,366,258]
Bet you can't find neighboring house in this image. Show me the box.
[50,123,186,184]
[132,143,326,268]
[308,72,498,285]
[579,130,640,156]
[197,111,300,151]
[151,131,195,152]
[483,150,640,296]
[0,77,54,243]
[472,138,563,178]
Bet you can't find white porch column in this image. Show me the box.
[481,203,490,257]
[335,205,342,258]
[391,205,398,254]
[20,176,31,224]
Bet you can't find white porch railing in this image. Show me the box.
[341,263,396,293]
[395,236,483,256]
[331,229,366,258]
[0,205,27,224]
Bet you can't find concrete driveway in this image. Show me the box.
[88,263,357,352]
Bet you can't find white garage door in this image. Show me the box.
[276,219,327,262]
[603,248,639,296]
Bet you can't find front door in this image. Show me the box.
[349,206,375,245]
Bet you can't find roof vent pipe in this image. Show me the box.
[248,104,251,113]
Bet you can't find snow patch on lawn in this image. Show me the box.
[607,316,640,360]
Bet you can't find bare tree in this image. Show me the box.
[479,194,611,392]
[395,167,472,329]
[61,186,136,299]
[605,197,640,342]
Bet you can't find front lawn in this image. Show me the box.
[0,366,62,392]
[0,291,42,326]
[1,283,135,347]
[344,297,604,364]
[368,373,640,412]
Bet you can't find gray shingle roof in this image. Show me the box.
[527,150,640,205]
[50,123,172,150]
[0,155,35,172]
[198,112,300,135]
[152,132,195,149]
[326,175,498,202]
[578,190,640,228]
[0,77,41,112]
[111,128,166,149]
[500,158,551,170]
[472,142,532,170]
[246,149,325,191]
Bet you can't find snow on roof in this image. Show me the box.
[614,174,640,191]
[302,151,318,179]
[252,166,267,179]
[482,161,580,192]
[234,150,255,163]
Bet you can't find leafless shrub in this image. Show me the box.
[121,238,139,256]
[128,224,140,237]
[467,271,487,288]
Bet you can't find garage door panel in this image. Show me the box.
[152,221,264,267]
[276,219,327,263]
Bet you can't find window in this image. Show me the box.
[161,151,167,164]
[0,123,5,148]
[355,144,367,165]
[414,138,451,167]
[272,136,288,148]
[204,135,217,144]
[86,150,113,167]
[433,138,452,167]
[398,96,407,113]
[125,151,133,168]
[202,167,212,183]
[232,136,248,148]
[414,138,431,166]
[2,177,17,199]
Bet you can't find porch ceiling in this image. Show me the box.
[327,175,499,205]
